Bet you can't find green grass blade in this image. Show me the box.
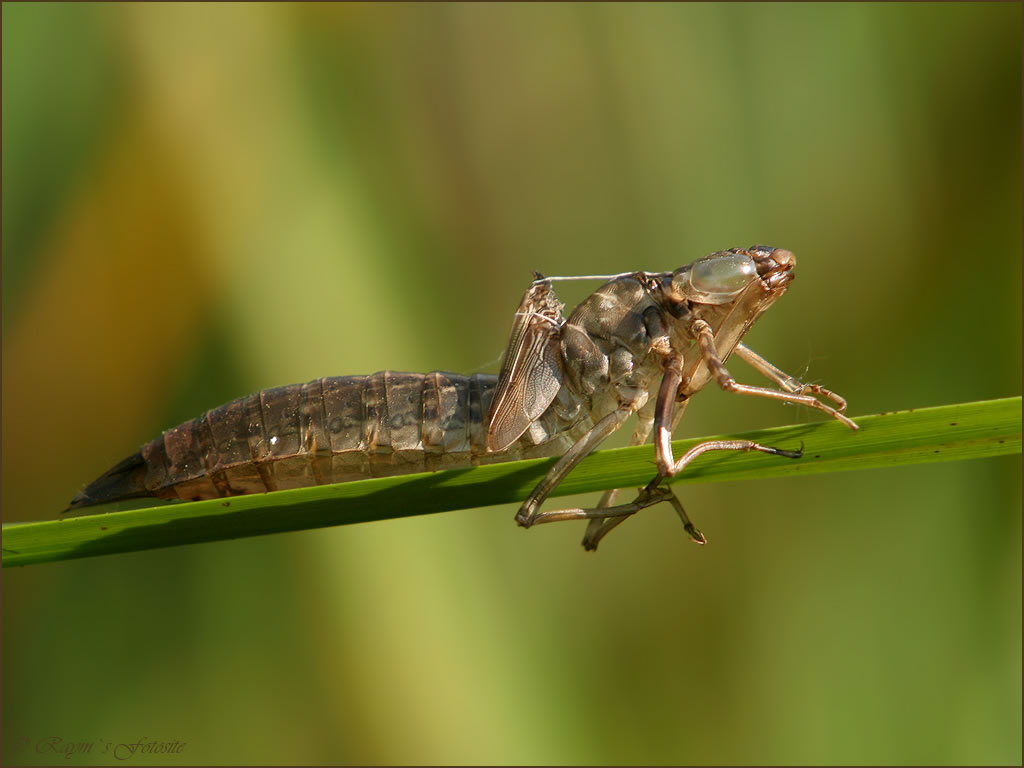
[2,397,1019,567]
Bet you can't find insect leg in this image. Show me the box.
[653,481,706,546]
[580,411,654,549]
[691,321,859,430]
[652,352,802,486]
[734,342,851,416]
[582,362,715,551]
[515,404,637,528]
[522,483,675,527]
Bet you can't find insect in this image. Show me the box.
[67,246,857,550]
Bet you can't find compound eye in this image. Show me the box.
[687,251,757,302]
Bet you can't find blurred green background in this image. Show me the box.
[2,3,1021,765]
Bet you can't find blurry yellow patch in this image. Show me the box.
[2,121,212,519]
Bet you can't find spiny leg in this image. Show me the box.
[654,479,706,546]
[658,436,803,478]
[734,342,852,418]
[582,369,710,551]
[579,488,627,551]
[690,321,859,431]
[581,479,707,552]
[515,403,638,527]
[651,357,802,525]
[582,429,802,551]
[585,363,714,551]
[581,410,655,549]
[579,396,692,550]
[525,483,674,526]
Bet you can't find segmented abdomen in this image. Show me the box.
[68,372,586,510]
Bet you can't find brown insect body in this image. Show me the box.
[67,372,593,509]
[69,246,857,550]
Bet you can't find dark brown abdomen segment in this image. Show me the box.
[66,372,500,510]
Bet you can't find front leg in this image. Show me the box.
[691,321,859,431]
[734,342,852,417]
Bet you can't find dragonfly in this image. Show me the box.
[66,246,858,550]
